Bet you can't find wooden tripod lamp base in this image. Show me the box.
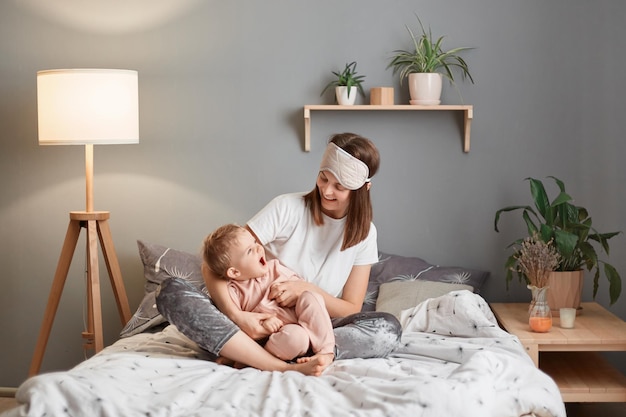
[29,211,132,377]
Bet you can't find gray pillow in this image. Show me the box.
[121,244,489,333]
[120,240,206,337]
[361,252,489,312]
[376,280,473,320]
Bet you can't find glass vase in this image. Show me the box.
[528,285,552,332]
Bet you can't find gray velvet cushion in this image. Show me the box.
[361,252,489,312]
[376,280,473,320]
[120,240,206,337]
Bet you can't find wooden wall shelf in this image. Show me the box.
[303,104,473,153]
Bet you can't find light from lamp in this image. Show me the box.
[37,68,139,145]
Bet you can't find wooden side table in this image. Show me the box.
[491,302,626,402]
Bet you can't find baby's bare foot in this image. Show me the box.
[292,353,334,376]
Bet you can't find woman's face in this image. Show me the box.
[316,170,351,219]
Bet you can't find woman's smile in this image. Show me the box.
[317,171,351,218]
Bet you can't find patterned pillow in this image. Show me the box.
[121,245,490,334]
[361,252,489,312]
[120,241,206,337]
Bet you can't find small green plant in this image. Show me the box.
[494,176,622,304]
[387,15,474,85]
[320,61,366,97]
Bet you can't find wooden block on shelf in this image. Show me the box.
[370,87,394,105]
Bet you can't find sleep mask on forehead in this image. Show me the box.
[319,142,370,190]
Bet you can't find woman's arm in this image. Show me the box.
[245,222,370,318]
[202,263,272,340]
[333,264,370,315]
[270,264,370,318]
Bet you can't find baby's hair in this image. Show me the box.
[202,223,246,279]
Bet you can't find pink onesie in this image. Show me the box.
[228,259,335,360]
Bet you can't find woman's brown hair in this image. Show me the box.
[303,132,380,250]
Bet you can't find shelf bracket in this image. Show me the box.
[463,106,473,153]
[304,106,312,152]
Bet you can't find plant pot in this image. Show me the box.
[547,270,584,316]
[408,73,442,105]
[335,86,358,105]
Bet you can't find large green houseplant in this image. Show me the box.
[387,15,474,104]
[494,176,622,305]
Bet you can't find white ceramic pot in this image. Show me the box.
[335,86,358,105]
[408,73,442,105]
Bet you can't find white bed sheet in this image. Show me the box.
[4,291,566,417]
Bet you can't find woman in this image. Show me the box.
[157,133,401,376]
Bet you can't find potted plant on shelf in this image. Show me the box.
[387,15,474,105]
[494,176,622,309]
[320,61,366,105]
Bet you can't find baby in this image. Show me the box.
[203,223,335,364]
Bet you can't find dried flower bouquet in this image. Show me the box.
[514,233,561,288]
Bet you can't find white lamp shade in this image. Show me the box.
[37,69,139,145]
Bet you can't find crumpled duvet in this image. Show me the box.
[5,290,565,417]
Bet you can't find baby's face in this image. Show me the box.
[229,229,268,280]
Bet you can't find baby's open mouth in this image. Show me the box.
[259,256,266,266]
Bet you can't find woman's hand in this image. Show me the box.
[269,264,370,318]
[233,310,273,340]
[269,279,311,308]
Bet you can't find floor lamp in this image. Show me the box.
[29,69,139,376]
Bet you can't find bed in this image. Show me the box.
[2,242,566,417]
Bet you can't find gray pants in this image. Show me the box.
[156,277,402,360]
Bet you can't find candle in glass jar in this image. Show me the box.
[529,316,552,332]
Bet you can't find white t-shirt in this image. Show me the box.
[247,192,378,297]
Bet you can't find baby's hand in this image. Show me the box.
[262,316,283,333]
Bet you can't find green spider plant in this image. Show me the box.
[387,15,474,85]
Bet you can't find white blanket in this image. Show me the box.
[4,291,565,417]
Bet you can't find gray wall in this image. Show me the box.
[1,0,625,387]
